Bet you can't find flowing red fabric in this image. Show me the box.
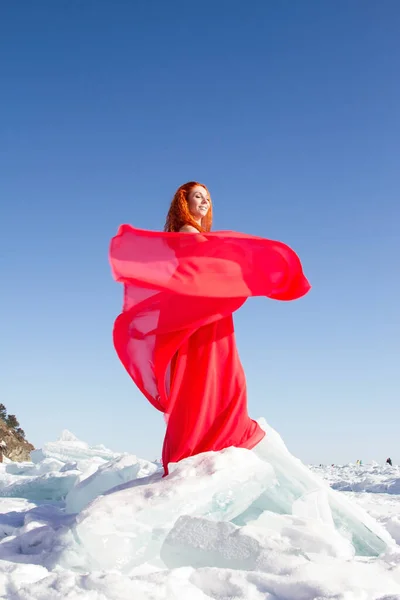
[110,225,310,475]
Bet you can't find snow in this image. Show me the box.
[313,462,400,494]
[30,430,120,471]
[65,454,158,514]
[0,425,400,599]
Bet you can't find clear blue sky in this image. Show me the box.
[1,1,399,465]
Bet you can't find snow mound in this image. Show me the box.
[312,463,400,494]
[30,431,120,470]
[57,430,80,443]
[0,424,399,599]
[161,509,354,573]
[65,454,158,514]
[0,471,79,502]
[65,446,273,571]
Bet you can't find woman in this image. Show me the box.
[110,181,310,475]
[110,182,391,555]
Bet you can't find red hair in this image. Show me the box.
[164,181,213,233]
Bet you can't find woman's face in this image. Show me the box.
[187,186,210,222]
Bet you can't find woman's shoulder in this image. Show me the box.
[179,224,199,233]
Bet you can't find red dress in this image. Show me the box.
[109,226,310,474]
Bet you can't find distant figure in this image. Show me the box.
[386,457,393,466]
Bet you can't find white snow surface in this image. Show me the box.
[0,423,399,599]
